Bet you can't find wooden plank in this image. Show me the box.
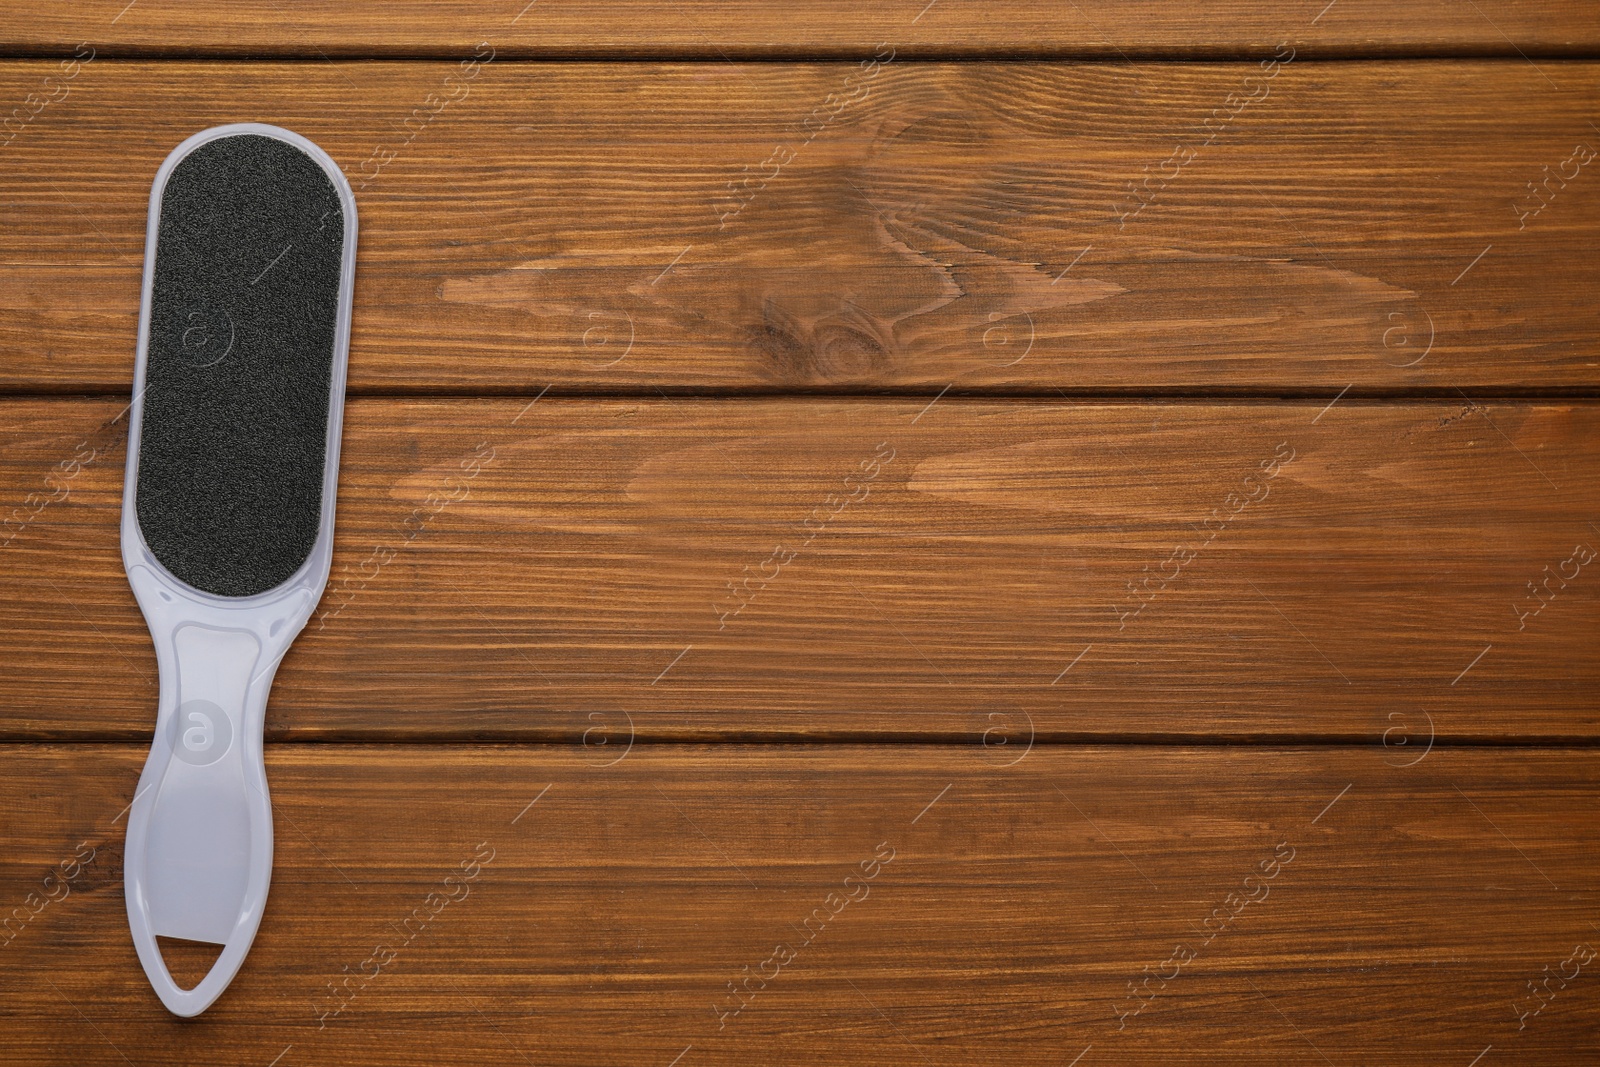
[3,744,1596,1064]
[3,1,1599,57]
[2,60,1598,393]
[4,397,1598,741]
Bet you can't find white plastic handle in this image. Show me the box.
[123,566,315,1015]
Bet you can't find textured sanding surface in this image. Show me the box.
[135,134,344,597]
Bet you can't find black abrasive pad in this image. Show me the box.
[135,133,345,598]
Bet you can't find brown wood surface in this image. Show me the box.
[3,745,1596,1065]
[4,0,1600,57]
[3,61,1599,394]
[3,397,1597,742]
[2,6,1597,1061]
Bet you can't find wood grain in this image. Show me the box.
[4,0,1599,57]
[2,16,1596,1063]
[3,744,1596,1065]
[3,61,1599,393]
[5,397,1597,742]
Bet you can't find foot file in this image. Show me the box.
[120,124,356,1016]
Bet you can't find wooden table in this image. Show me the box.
[2,3,1598,1063]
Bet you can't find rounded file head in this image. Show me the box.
[134,131,347,598]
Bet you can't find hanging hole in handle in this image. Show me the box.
[155,936,225,992]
